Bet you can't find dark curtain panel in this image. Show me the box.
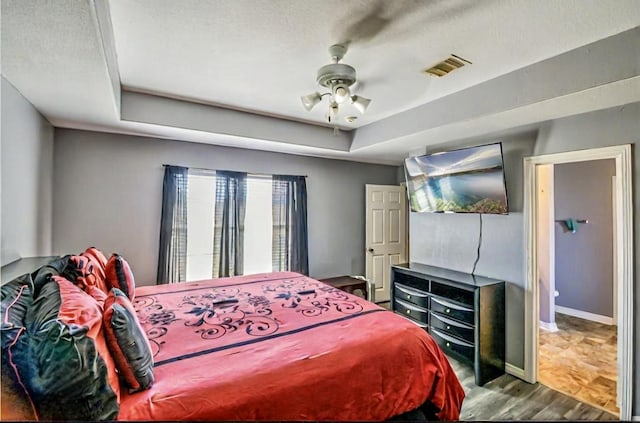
[212,171,247,278]
[272,175,308,275]
[157,165,188,284]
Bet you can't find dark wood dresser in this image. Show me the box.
[391,263,505,386]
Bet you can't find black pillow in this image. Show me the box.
[0,274,36,419]
[104,288,154,392]
[1,273,33,348]
[16,320,118,420]
[30,255,72,297]
[15,275,119,420]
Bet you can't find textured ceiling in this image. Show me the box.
[2,0,639,164]
[108,0,640,128]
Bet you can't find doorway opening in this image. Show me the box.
[523,145,633,420]
[535,160,617,414]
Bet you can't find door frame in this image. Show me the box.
[523,144,633,420]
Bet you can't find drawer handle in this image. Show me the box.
[432,329,473,347]
[446,342,451,347]
[446,325,451,330]
[406,309,411,314]
[395,284,429,298]
[431,297,473,311]
[407,294,411,299]
[445,308,451,314]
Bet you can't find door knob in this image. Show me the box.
[368,248,374,253]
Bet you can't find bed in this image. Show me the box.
[1,255,465,421]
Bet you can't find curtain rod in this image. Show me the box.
[162,164,307,178]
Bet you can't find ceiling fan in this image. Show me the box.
[300,44,371,124]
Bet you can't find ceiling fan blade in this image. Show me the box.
[334,0,390,46]
[334,0,488,47]
[336,1,390,46]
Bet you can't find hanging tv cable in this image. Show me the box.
[471,213,483,275]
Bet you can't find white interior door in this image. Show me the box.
[365,184,407,303]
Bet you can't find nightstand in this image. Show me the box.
[318,275,371,300]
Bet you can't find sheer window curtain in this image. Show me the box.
[157,165,188,284]
[272,175,309,275]
[212,171,247,278]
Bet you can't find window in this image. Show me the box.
[243,177,273,275]
[158,166,307,283]
[186,173,215,281]
[186,172,273,280]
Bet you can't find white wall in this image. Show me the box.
[52,129,398,285]
[1,77,54,266]
[537,164,555,324]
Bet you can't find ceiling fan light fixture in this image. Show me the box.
[326,101,339,123]
[301,45,371,123]
[351,95,371,114]
[301,92,322,111]
[332,84,351,104]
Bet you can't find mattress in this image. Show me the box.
[118,272,465,421]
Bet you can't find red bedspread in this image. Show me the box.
[118,272,465,421]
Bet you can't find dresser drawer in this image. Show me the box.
[430,296,474,325]
[430,311,474,344]
[394,298,429,324]
[394,283,429,308]
[431,328,474,362]
[431,281,474,307]
[393,271,428,292]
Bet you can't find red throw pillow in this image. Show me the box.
[68,255,95,289]
[103,288,154,392]
[81,247,108,293]
[105,254,135,300]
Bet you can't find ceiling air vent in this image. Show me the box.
[423,54,472,77]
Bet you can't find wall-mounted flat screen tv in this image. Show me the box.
[404,142,508,214]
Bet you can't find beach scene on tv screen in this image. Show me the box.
[405,143,508,214]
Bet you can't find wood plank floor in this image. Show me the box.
[448,356,618,421]
[538,313,617,415]
[377,301,617,420]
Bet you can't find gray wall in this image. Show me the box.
[409,132,536,367]
[408,102,638,409]
[1,77,54,266]
[409,103,640,394]
[531,102,640,412]
[52,129,398,286]
[554,160,615,317]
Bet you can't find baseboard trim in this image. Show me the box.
[539,320,559,332]
[555,306,614,325]
[631,416,640,421]
[505,362,526,380]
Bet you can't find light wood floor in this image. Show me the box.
[449,356,617,421]
[538,313,618,415]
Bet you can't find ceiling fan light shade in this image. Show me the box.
[351,95,371,114]
[301,92,322,111]
[326,102,339,123]
[332,84,351,104]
